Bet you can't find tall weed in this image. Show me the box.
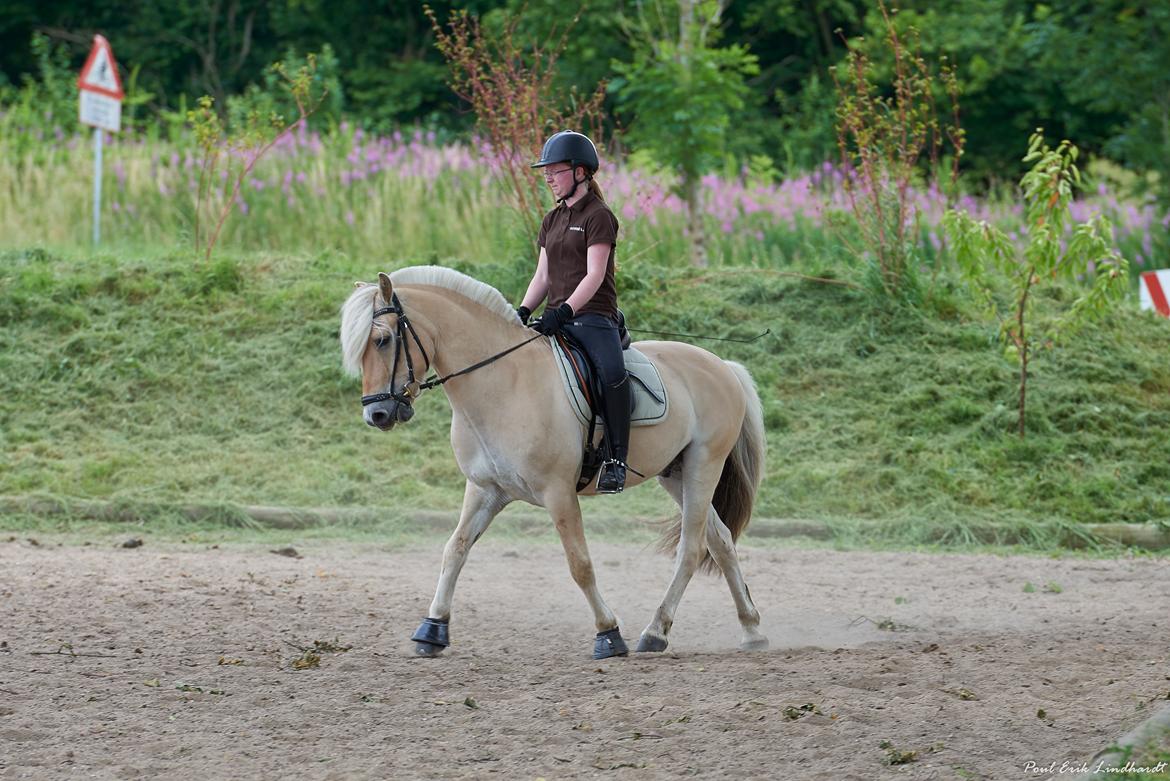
[831,1,964,304]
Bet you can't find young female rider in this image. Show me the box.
[517,130,630,494]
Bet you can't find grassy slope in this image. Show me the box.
[2,245,1168,537]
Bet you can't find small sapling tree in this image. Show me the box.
[943,130,1129,436]
[187,54,327,262]
[425,5,606,244]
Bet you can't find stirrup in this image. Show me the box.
[596,459,627,494]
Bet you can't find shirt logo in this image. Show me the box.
[568,226,584,232]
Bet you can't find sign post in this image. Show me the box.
[78,35,124,246]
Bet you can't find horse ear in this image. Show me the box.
[377,272,393,302]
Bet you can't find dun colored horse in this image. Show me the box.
[340,266,768,658]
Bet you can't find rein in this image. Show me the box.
[418,332,545,392]
[360,293,544,407]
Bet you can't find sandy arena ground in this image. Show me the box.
[1,536,1167,780]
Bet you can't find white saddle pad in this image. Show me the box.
[551,339,669,428]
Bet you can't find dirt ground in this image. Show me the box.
[1,535,1167,780]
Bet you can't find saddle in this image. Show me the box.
[550,334,668,491]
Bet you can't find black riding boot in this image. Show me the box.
[597,375,632,494]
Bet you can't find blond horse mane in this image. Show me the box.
[339,265,519,377]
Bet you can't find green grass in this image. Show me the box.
[2,244,1168,546]
[1099,730,1170,780]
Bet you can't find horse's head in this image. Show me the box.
[340,272,432,431]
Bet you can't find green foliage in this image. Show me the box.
[3,246,1168,542]
[1,0,1168,195]
[120,63,157,135]
[187,53,329,261]
[484,0,629,104]
[721,0,864,173]
[264,1,495,130]
[1117,733,1170,781]
[611,0,759,265]
[831,1,963,302]
[858,1,1044,183]
[774,72,839,173]
[1027,1,1170,204]
[612,1,759,186]
[0,33,78,152]
[944,131,1129,436]
[424,4,607,243]
[226,45,344,130]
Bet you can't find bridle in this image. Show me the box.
[360,292,544,410]
[360,293,431,408]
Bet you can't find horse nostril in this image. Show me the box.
[369,409,391,427]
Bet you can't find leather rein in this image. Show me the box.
[360,292,544,408]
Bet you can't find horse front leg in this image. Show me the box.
[412,480,510,657]
[545,490,628,660]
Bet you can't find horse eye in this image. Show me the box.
[374,335,390,350]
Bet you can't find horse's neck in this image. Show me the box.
[404,286,537,405]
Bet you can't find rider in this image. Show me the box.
[517,130,631,494]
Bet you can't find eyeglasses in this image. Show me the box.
[541,167,573,181]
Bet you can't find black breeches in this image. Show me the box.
[563,312,630,463]
[562,313,625,386]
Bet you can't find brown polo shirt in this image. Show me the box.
[538,190,619,318]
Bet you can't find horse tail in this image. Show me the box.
[715,361,766,544]
[659,360,766,573]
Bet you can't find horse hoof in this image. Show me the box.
[414,641,446,658]
[411,617,450,650]
[636,633,668,653]
[593,628,629,660]
[740,636,770,652]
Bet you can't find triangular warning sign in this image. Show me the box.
[78,35,124,100]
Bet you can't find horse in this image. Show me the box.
[340,266,769,658]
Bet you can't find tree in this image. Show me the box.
[722,0,865,171]
[611,0,759,267]
[1027,0,1170,204]
[425,5,606,243]
[944,131,1129,436]
[853,0,1119,186]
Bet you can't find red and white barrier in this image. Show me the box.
[1139,270,1170,317]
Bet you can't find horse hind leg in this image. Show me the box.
[412,481,509,657]
[637,451,722,652]
[705,507,768,651]
[650,470,767,652]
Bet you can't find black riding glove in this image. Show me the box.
[532,302,574,335]
[516,306,531,325]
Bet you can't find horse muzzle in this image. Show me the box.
[364,399,414,430]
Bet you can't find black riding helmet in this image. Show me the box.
[531,130,600,173]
